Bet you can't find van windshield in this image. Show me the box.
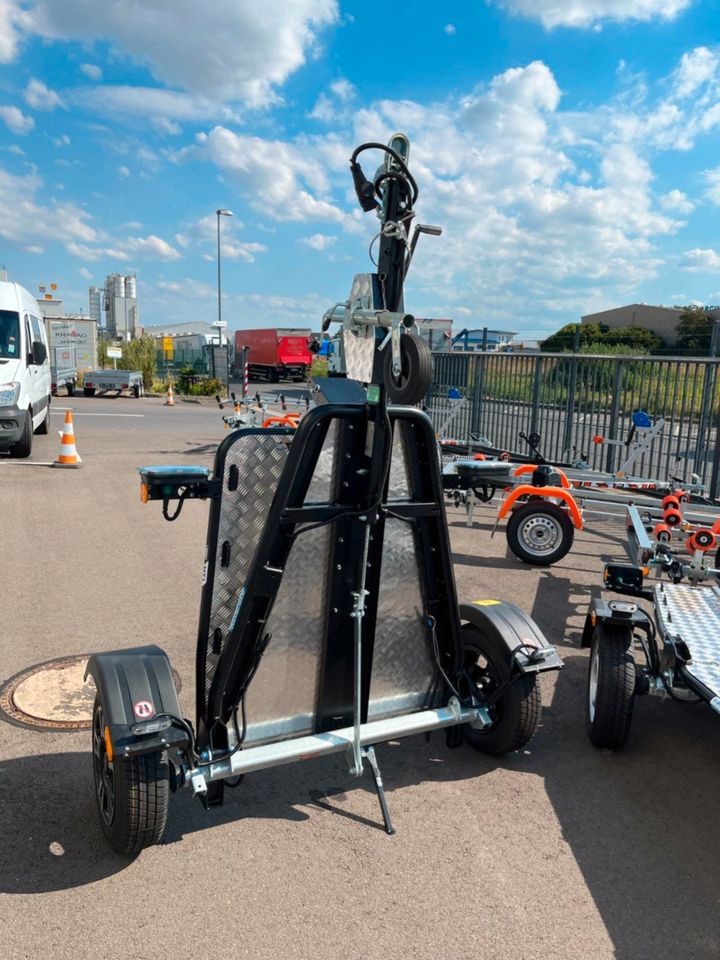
[0,310,20,360]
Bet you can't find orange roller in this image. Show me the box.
[690,528,716,552]
[712,518,720,535]
[472,453,486,461]
[499,451,510,462]
[663,507,682,527]
[653,523,671,543]
[662,494,680,512]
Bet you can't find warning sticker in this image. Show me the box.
[133,700,155,719]
[473,599,500,606]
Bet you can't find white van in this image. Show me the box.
[0,280,52,457]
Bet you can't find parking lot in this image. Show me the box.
[1,392,720,960]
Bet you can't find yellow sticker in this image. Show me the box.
[473,599,501,606]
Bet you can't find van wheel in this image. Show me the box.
[11,410,33,458]
[36,402,51,435]
[84,387,96,397]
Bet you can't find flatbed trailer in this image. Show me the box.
[82,369,144,398]
[582,503,720,750]
[50,347,77,397]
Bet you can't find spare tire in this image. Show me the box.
[383,333,433,404]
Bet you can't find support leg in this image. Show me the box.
[364,745,395,835]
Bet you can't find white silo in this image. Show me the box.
[112,275,126,298]
[125,275,137,299]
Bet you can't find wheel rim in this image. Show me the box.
[519,513,562,558]
[463,646,501,730]
[588,642,599,723]
[92,702,115,826]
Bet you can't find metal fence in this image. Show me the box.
[426,351,720,499]
[154,348,210,378]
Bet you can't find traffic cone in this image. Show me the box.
[165,383,175,406]
[52,410,82,468]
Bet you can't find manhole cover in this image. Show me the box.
[0,655,182,732]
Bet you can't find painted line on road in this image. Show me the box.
[0,461,55,466]
[52,410,145,418]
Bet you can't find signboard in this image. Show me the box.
[47,319,98,372]
[163,336,174,358]
[107,348,122,359]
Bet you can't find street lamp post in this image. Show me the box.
[216,208,233,386]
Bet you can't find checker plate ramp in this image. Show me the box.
[654,583,720,706]
[198,424,436,746]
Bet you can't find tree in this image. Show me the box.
[118,336,157,388]
[675,305,714,354]
[540,322,664,354]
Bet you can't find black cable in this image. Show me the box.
[349,142,419,202]
[162,489,189,521]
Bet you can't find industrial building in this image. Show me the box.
[101,273,139,340]
[581,303,720,342]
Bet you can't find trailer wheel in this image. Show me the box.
[383,333,433,405]
[67,381,75,398]
[133,384,141,398]
[506,501,574,566]
[91,695,169,855]
[10,410,33,458]
[461,623,541,755]
[586,624,635,750]
[84,387,95,397]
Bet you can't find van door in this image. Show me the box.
[30,313,51,406]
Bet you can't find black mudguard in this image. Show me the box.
[85,645,188,759]
[580,597,646,648]
[459,601,564,673]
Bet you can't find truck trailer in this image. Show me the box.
[235,328,312,383]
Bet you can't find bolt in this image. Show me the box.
[336,564,342,570]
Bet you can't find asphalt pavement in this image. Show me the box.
[1,391,719,960]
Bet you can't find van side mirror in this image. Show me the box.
[31,340,47,365]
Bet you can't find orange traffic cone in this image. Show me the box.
[52,410,82,468]
[165,384,175,406]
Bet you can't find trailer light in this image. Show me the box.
[590,612,597,627]
[140,482,149,504]
[642,566,650,576]
[104,725,113,762]
[131,717,172,736]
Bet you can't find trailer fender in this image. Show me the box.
[85,645,188,760]
[498,485,582,528]
[580,598,646,648]
[459,601,564,674]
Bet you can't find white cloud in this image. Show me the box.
[79,62,102,81]
[444,24,456,35]
[0,165,98,253]
[309,77,356,123]
[0,104,34,134]
[300,233,336,250]
[25,244,43,253]
[196,127,344,222]
[659,189,694,213]
[25,0,339,105]
[53,133,70,147]
[0,0,28,63]
[672,46,718,99]
[124,235,182,261]
[70,85,241,126]
[77,266,93,279]
[7,143,23,154]
[681,249,720,272]
[24,77,63,110]
[117,165,131,177]
[494,1,691,29]
[705,168,720,207]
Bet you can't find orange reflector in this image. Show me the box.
[592,435,604,444]
[642,566,649,576]
[140,482,149,504]
[104,725,113,762]
[590,611,597,626]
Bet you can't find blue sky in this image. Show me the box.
[0,0,719,340]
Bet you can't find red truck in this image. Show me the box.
[235,328,312,383]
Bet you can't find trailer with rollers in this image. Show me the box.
[582,502,720,750]
[85,135,563,854]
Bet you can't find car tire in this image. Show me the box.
[586,624,635,750]
[11,410,33,458]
